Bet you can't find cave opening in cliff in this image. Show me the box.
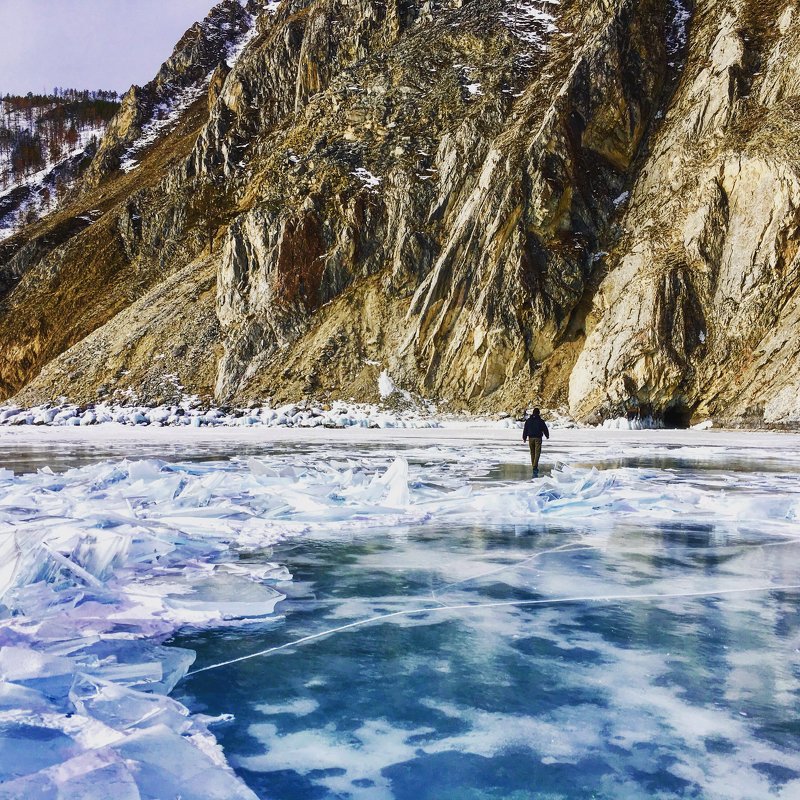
[662,403,692,429]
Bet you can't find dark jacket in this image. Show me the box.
[523,415,549,441]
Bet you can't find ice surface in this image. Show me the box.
[2,429,799,796]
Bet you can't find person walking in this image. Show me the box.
[523,407,549,478]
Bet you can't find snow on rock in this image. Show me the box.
[351,167,383,191]
[120,84,209,173]
[120,1,259,173]
[500,0,560,48]
[668,0,692,61]
[378,371,398,399]
[0,399,443,430]
[613,190,630,208]
[226,0,281,68]
[692,419,714,431]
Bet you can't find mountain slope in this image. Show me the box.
[0,91,119,241]
[2,0,799,425]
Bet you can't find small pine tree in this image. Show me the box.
[194,179,231,254]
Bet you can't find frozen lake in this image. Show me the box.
[1,427,799,799]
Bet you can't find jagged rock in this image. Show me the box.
[569,0,800,425]
[205,0,672,403]
[2,0,800,426]
[87,0,253,184]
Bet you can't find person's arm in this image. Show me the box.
[544,422,550,439]
[522,419,528,441]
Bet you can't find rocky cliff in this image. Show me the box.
[1,0,799,425]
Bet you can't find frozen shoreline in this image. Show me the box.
[1,422,798,452]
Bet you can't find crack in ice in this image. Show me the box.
[185,583,800,676]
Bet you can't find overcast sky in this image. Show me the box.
[0,0,215,95]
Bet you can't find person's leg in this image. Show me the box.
[532,438,542,470]
[528,439,537,469]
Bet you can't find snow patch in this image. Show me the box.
[379,371,398,399]
[668,0,691,61]
[692,419,714,431]
[500,0,560,50]
[352,167,383,192]
[120,83,209,173]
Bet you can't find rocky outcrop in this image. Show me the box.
[202,0,674,405]
[2,0,800,426]
[12,257,220,407]
[87,0,253,183]
[399,0,670,403]
[569,0,800,425]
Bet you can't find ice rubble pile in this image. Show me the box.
[0,460,296,798]
[0,455,426,797]
[0,400,443,429]
[0,399,590,430]
[2,454,798,796]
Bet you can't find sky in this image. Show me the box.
[0,0,215,95]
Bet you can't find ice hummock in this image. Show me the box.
[0,398,446,430]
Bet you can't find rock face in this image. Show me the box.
[1,0,800,425]
[570,0,800,426]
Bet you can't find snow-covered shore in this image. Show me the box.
[0,397,699,434]
[0,399,586,432]
[0,400,447,430]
